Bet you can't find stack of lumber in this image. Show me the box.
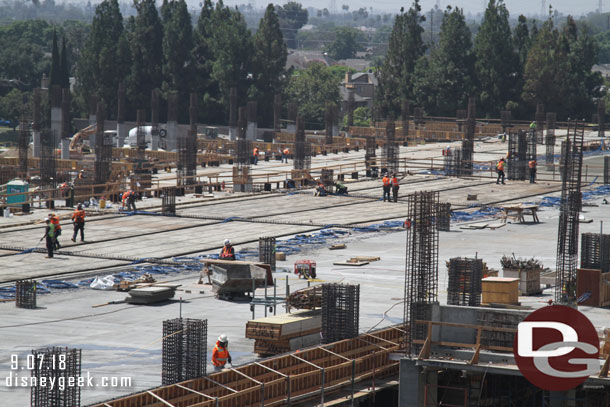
[287,285,322,310]
[245,310,321,356]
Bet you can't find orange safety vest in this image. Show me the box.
[382,176,390,187]
[72,209,85,223]
[391,177,399,187]
[529,160,536,169]
[220,246,233,259]
[283,148,289,155]
[253,148,259,156]
[50,216,61,230]
[212,342,230,367]
[496,161,505,171]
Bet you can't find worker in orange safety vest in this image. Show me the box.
[253,147,259,165]
[382,173,391,202]
[212,334,232,371]
[122,190,137,212]
[71,203,86,242]
[528,160,537,184]
[220,239,235,260]
[496,158,506,185]
[391,173,400,203]
[49,212,62,249]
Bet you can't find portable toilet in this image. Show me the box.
[6,179,29,205]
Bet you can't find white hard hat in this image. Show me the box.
[224,239,230,246]
[218,334,228,343]
[44,217,49,221]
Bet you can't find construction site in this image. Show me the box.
[2,87,610,407]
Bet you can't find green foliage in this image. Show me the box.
[286,63,340,129]
[127,0,163,114]
[343,106,370,127]
[513,15,531,69]
[324,27,361,60]
[594,31,610,63]
[192,0,217,122]
[277,2,308,48]
[0,89,27,127]
[161,0,193,113]
[376,0,426,118]
[76,0,130,119]
[251,4,287,126]
[413,6,475,116]
[473,0,518,117]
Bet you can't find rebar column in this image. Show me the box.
[581,233,610,273]
[546,112,556,171]
[32,88,42,157]
[605,156,610,185]
[447,258,483,306]
[94,101,111,186]
[167,91,178,151]
[273,93,281,132]
[229,87,238,140]
[177,93,197,186]
[246,101,257,141]
[365,136,376,170]
[598,99,606,138]
[287,102,298,134]
[162,318,207,385]
[535,103,545,144]
[31,347,81,407]
[151,89,160,151]
[162,187,176,215]
[401,100,410,145]
[234,106,252,192]
[555,120,585,305]
[16,279,36,309]
[320,168,334,193]
[321,283,360,344]
[461,97,476,176]
[382,120,398,174]
[116,82,127,147]
[436,202,451,232]
[500,110,512,134]
[404,191,439,355]
[293,115,310,170]
[259,236,276,272]
[40,129,56,188]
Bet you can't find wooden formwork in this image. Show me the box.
[91,326,402,407]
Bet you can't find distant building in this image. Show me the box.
[340,71,377,114]
[285,50,329,70]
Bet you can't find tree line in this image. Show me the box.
[377,0,603,121]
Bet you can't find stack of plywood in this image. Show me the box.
[245,310,321,356]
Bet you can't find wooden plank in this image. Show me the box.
[175,384,216,401]
[203,376,238,393]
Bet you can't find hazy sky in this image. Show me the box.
[219,0,603,17]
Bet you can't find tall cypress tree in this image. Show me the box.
[375,0,426,118]
[473,0,518,117]
[193,0,218,123]
[252,3,287,127]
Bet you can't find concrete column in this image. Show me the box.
[61,139,70,159]
[399,359,423,407]
[50,85,62,148]
[117,83,126,147]
[167,92,178,152]
[246,101,257,141]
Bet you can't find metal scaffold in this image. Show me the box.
[404,191,439,355]
[555,120,585,304]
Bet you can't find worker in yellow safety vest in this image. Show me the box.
[212,334,232,371]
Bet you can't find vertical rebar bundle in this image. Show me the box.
[444,148,462,177]
[526,129,537,161]
[229,87,237,128]
[535,103,545,143]
[179,93,197,186]
[320,168,334,193]
[321,283,360,344]
[581,233,610,273]
[30,347,81,407]
[436,202,451,232]
[293,116,310,170]
[324,102,336,145]
[507,131,527,180]
[546,112,556,170]
[162,318,208,385]
[382,120,398,174]
[18,115,29,176]
[598,99,605,138]
[456,109,466,132]
[259,236,276,272]
[404,191,439,355]
[151,89,160,149]
[16,279,36,309]
[40,129,56,187]
[500,110,512,134]
[365,136,376,169]
[604,156,610,185]
[401,100,410,144]
[287,103,297,128]
[33,88,41,133]
[447,258,483,306]
[94,102,111,185]
[273,93,281,131]
[234,106,251,192]
[555,120,585,305]
[162,187,176,215]
[461,98,476,176]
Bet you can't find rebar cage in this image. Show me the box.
[31,347,81,407]
[321,283,360,344]
[162,318,208,385]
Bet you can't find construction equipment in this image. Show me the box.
[69,124,96,152]
[294,260,316,279]
[205,260,272,300]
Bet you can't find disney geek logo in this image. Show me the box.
[513,305,600,391]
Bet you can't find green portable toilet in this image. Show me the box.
[6,179,29,205]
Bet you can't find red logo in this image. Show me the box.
[514,305,600,391]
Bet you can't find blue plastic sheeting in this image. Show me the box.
[451,206,502,222]
[41,280,79,289]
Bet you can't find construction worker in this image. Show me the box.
[282,148,289,163]
[122,190,137,212]
[212,334,232,371]
[496,158,506,185]
[49,213,61,249]
[334,181,348,195]
[253,147,259,165]
[382,173,391,202]
[391,173,399,203]
[529,159,537,184]
[530,121,536,130]
[315,182,327,197]
[220,239,235,260]
[41,218,55,258]
[71,203,86,242]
